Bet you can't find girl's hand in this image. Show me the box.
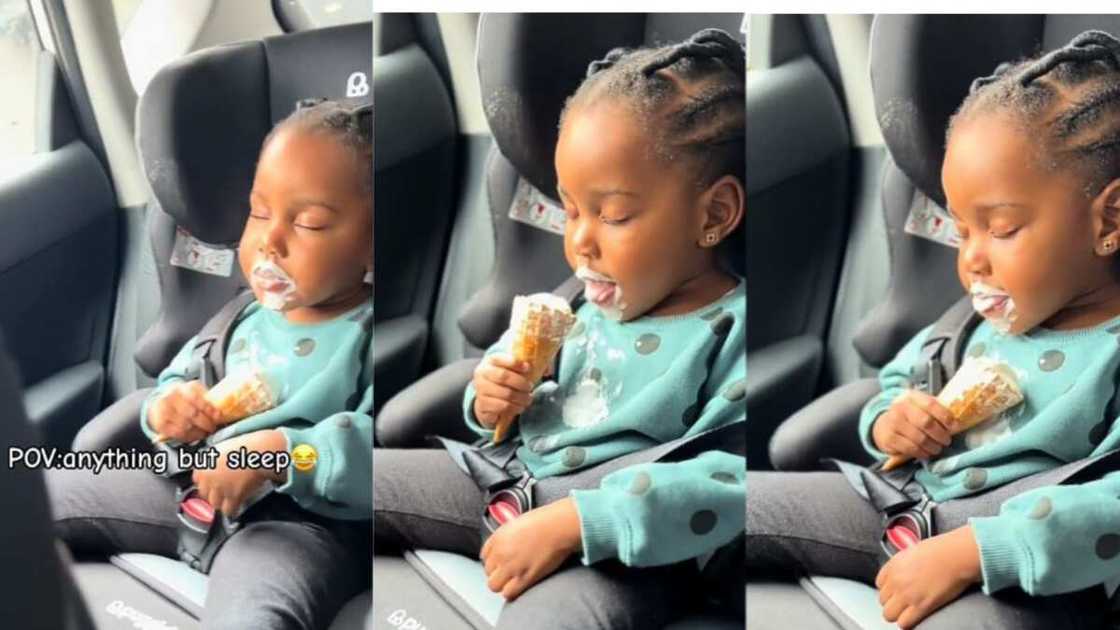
[480,497,583,600]
[876,525,983,629]
[472,353,535,429]
[192,430,287,517]
[872,390,955,460]
[150,381,222,443]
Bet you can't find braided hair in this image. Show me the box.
[560,28,746,189]
[950,30,1120,197]
[262,97,373,197]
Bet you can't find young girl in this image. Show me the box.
[747,31,1120,629]
[46,99,373,630]
[373,29,746,629]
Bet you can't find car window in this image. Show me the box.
[111,0,141,34]
[0,0,40,168]
[274,0,370,31]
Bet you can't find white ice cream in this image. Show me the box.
[252,259,297,311]
[970,280,1018,333]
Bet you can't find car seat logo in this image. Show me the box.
[387,608,427,630]
[105,600,178,630]
[346,71,369,97]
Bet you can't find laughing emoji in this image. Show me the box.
[292,444,317,472]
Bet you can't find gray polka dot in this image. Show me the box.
[710,314,734,337]
[629,472,652,495]
[723,379,746,402]
[635,334,661,355]
[230,338,247,354]
[1091,419,1110,446]
[588,368,602,382]
[294,338,316,357]
[1108,324,1120,335]
[967,343,986,358]
[1027,497,1052,519]
[528,436,548,453]
[1097,534,1120,560]
[711,472,738,484]
[681,402,700,428]
[568,321,586,339]
[1038,350,1065,372]
[336,417,352,429]
[690,510,717,535]
[562,447,586,468]
[963,468,988,490]
[700,307,724,321]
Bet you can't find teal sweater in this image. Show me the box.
[464,281,746,567]
[860,316,1120,595]
[141,301,372,520]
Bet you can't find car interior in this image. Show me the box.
[369,12,747,630]
[745,13,1120,630]
[0,1,371,628]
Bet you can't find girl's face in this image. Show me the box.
[240,126,372,324]
[555,101,727,321]
[942,113,1117,334]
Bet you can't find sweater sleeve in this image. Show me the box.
[139,335,200,440]
[570,310,747,567]
[969,468,1120,595]
[858,324,933,459]
[276,383,372,520]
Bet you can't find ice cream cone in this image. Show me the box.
[204,370,278,425]
[493,293,576,443]
[883,357,1023,471]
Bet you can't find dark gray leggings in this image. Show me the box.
[45,467,370,630]
[745,471,1109,629]
[373,448,708,630]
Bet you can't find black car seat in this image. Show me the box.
[60,23,373,629]
[372,13,746,630]
[751,15,1120,630]
[0,330,95,630]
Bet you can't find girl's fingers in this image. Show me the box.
[500,575,526,601]
[475,383,532,408]
[482,363,534,393]
[881,593,905,623]
[896,606,924,630]
[486,566,509,593]
[897,414,942,458]
[489,354,530,374]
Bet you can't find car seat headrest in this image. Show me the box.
[137,22,373,245]
[870,15,1044,208]
[477,14,647,198]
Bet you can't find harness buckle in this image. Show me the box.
[880,497,935,557]
[482,475,536,541]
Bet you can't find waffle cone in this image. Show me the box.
[494,294,576,443]
[883,357,1022,471]
[204,370,277,425]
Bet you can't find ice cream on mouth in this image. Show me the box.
[252,259,297,311]
[970,280,1018,333]
[576,265,627,320]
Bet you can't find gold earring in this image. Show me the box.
[704,233,718,245]
[1103,240,1117,254]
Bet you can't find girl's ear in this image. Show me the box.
[1093,178,1120,256]
[697,174,745,248]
